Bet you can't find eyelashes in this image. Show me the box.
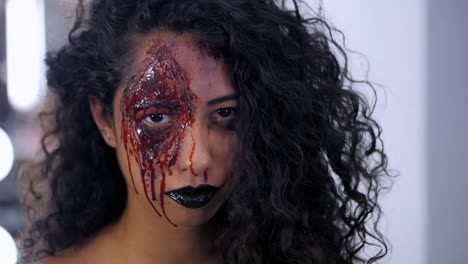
[215,108,235,118]
[210,107,237,130]
[142,113,173,130]
[135,105,176,132]
[146,113,171,124]
[139,107,238,131]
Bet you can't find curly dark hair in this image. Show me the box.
[18,0,392,263]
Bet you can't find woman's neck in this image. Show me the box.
[55,194,221,264]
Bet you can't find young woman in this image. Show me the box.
[19,0,391,263]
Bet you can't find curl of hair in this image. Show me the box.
[19,0,392,263]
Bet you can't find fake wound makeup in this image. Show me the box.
[135,102,181,132]
[120,37,237,226]
[121,41,197,225]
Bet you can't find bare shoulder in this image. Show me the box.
[27,247,88,264]
[30,255,79,264]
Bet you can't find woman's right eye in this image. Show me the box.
[143,113,172,129]
[146,114,169,123]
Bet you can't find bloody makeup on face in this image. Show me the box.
[120,38,231,226]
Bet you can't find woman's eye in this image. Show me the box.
[144,113,171,125]
[216,108,234,118]
[211,107,237,130]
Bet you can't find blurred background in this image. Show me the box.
[0,0,466,263]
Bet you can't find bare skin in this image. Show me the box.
[41,32,238,264]
[41,205,221,264]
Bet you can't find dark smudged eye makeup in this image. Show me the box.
[210,107,237,130]
[216,108,234,118]
[137,106,177,131]
[137,104,238,131]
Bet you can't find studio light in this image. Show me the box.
[6,0,46,112]
[0,128,14,182]
[0,225,17,264]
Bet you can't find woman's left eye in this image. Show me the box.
[210,107,237,130]
[216,108,234,118]
[214,107,237,119]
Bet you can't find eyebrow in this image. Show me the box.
[207,93,239,106]
[133,99,181,110]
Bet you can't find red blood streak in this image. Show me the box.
[122,119,139,194]
[142,168,161,216]
[159,164,176,225]
[203,171,208,183]
[189,133,197,176]
[120,40,199,225]
[150,165,156,201]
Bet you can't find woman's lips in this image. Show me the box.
[165,184,220,209]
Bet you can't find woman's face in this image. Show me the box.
[109,32,239,227]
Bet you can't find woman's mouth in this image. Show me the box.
[165,184,220,209]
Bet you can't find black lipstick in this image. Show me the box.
[165,184,220,209]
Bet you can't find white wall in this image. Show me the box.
[319,1,427,263]
[427,1,468,263]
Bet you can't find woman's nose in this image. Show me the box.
[176,124,212,176]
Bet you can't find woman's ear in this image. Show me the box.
[89,96,117,148]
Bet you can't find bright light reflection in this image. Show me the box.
[6,0,46,112]
[0,226,17,264]
[0,128,14,182]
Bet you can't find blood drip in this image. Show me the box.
[122,122,140,194]
[189,133,197,176]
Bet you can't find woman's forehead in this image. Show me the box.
[130,32,221,72]
[121,32,234,104]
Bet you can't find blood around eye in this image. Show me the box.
[148,114,165,123]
